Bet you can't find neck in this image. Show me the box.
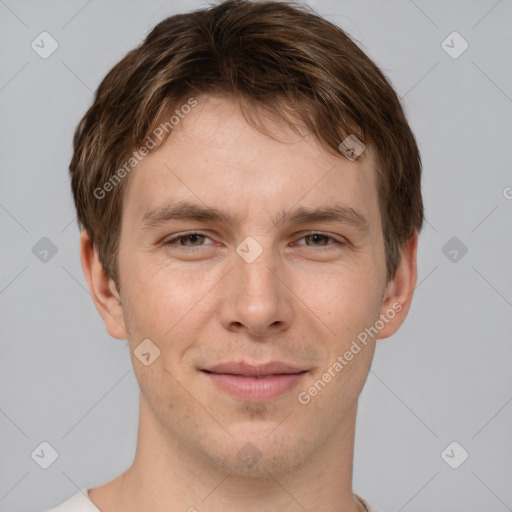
[93,395,365,512]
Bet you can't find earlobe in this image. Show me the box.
[377,231,419,340]
[80,230,127,340]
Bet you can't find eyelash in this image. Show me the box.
[164,231,346,249]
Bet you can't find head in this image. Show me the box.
[73,0,423,477]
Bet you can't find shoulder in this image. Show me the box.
[45,489,100,512]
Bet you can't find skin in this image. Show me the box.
[81,95,418,512]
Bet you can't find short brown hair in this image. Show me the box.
[69,0,423,288]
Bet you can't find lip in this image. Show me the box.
[202,361,308,401]
[204,361,306,376]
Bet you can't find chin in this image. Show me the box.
[197,427,312,478]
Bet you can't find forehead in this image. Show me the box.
[121,95,380,228]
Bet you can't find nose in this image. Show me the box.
[219,240,294,338]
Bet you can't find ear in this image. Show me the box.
[377,231,419,340]
[80,230,127,340]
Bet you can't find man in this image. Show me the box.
[47,0,422,510]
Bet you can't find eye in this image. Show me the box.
[163,231,346,250]
[295,232,346,247]
[164,232,214,247]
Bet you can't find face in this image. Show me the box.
[86,95,415,477]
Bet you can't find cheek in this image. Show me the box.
[120,261,215,371]
[299,273,380,400]
[296,263,384,336]
[120,256,189,327]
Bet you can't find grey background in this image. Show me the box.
[0,0,511,511]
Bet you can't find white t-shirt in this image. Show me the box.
[45,488,382,511]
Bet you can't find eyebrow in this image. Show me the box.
[139,199,370,233]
